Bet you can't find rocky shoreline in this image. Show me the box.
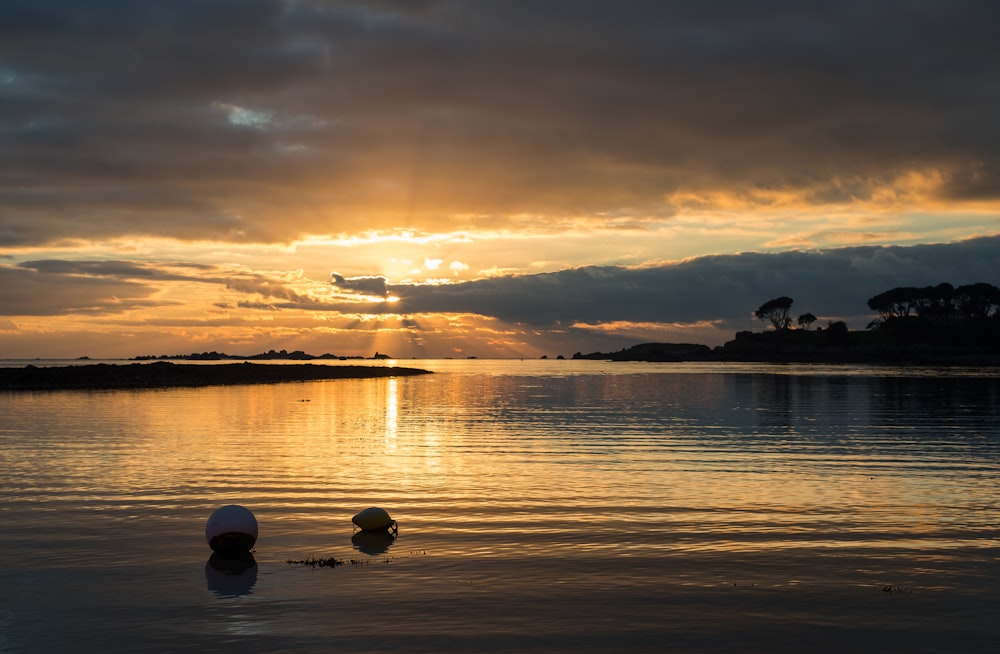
[0,361,432,391]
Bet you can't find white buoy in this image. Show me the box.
[205,504,258,555]
[352,507,398,533]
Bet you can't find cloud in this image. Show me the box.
[5,237,998,340]
[3,234,998,357]
[17,259,215,280]
[1,1,998,246]
[0,264,160,315]
[389,236,1000,330]
[330,272,388,297]
[1,257,295,316]
[226,278,306,302]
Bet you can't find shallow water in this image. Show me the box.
[1,360,998,652]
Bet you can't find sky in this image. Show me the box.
[2,0,999,359]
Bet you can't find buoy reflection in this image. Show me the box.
[351,530,397,555]
[205,553,258,598]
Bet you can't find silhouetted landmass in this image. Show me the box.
[132,349,384,361]
[712,325,1000,364]
[0,361,431,391]
[575,281,1000,365]
[574,328,1000,365]
[573,343,713,362]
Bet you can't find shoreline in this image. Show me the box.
[573,334,1000,366]
[0,361,432,391]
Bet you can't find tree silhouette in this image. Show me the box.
[867,286,919,322]
[955,282,1000,321]
[915,282,955,325]
[755,296,794,330]
[869,282,1000,327]
[797,312,817,330]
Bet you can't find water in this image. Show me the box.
[1,360,998,652]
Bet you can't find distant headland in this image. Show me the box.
[0,361,431,391]
[572,330,1000,365]
[574,282,1000,365]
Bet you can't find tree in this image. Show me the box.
[755,296,794,330]
[867,286,919,322]
[954,282,1000,321]
[867,281,1000,335]
[914,283,955,324]
[797,313,817,330]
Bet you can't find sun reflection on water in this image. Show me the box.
[385,377,398,451]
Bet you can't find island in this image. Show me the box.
[0,361,432,391]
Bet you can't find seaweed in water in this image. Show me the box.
[286,556,395,568]
[287,556,345,568]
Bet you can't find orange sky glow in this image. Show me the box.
[2,2,999,359]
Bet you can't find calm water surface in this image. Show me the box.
[1,360,998,652]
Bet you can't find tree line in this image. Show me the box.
[755,282,1000,333]
[865,282,1000,327]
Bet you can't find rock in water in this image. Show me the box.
[206,505,258,555]
[352,507,397,532]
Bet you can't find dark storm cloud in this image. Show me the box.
[1,1,999,245]
[389,236,1000,329]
